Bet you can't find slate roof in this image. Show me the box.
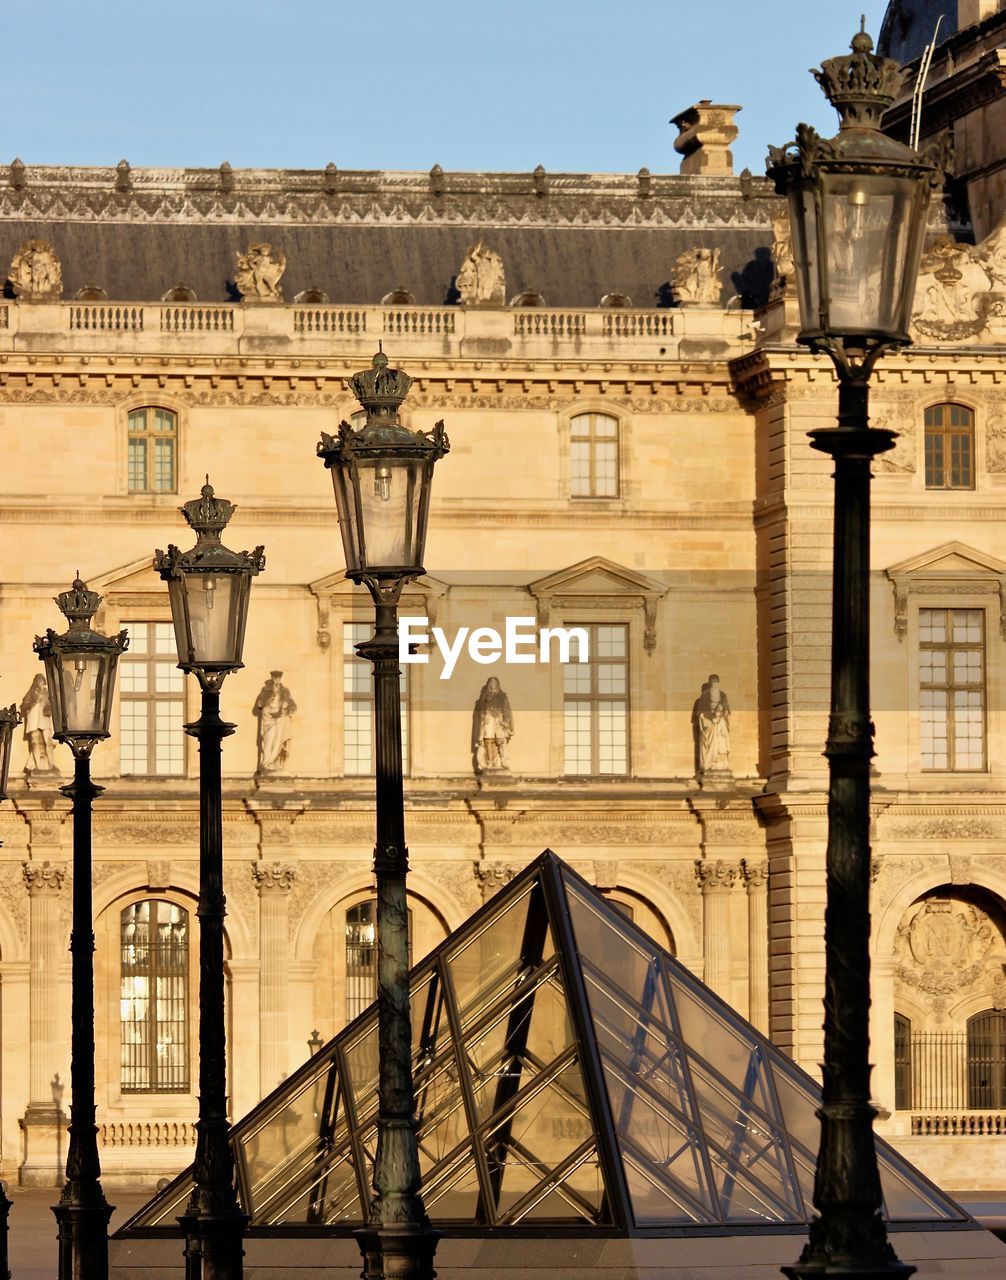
[0,167,778,308]
[878,1,957,64]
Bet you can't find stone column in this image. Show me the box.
[694,859,738,1000]
[253,861,296,1097]
[19,859,68,1187]
[741,859,769,1034]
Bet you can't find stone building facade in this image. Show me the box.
[0,0,1005,1198]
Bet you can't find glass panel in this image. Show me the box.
[879,1154,961,1222]
[265,1145,361,1226]
[622,1151,710,1225]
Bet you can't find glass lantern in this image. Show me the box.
[33,577,129,751]
[155,481,265,685]
[318,351,449,597]
[767,27,935,351]
[0,701,21,800]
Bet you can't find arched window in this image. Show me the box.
[894,1013,912,1111]
[570,413,619,498]
[967,1009,1006,1109]
[924,403,975,490]
[128,406,178,493]
[120,899,189,1093]
[344,900,413,1024]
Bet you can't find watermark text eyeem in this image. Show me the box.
[400,616,588,680]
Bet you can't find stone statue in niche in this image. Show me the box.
[692,674,731,782]
[672,246,722,306]
[21,674,57,773]
[253,671,297,773]
[471,676,513,773]
[455,242,505,306]
[235,243,286,302]
[8,239,62,299]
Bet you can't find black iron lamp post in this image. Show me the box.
[155,482,264,1280]
[0,696,22,1280]
[34,577,128,1280]
[317,351,448,1280]
[768,25,936,1280]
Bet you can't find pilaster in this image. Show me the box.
[741,859,770,1034]
[253,861,297,1096]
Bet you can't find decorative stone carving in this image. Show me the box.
[912,236,997,340]
[252,861,297,894]
[21,675,57,774]
[455,242,505,307]
[694,859,738,892]
[740,859,768,890]
[253,672,296,774]
[895,897,996,995]
[471,677,513,774]
[872,415,916,474]
[8,239,62,299]
[948,853,973,884]
[22,860,66,895]
[145,860,172,891]
[692,675,732,784]
[987,415,1006,473]
[593,859,619,890]
[234,242,285,302]
[672,247,722,307]
[889,818,999,841]
[474,860,521,902]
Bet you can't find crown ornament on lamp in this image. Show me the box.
[811,22,909,126]
[349,347,414,419]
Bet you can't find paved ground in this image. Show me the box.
[4,1186,151,1280]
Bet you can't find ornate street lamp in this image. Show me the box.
[155,483,264,1280]
[317,351,448,1280]
[0,694,21,1280]
[767,25,936,1280]
[34,577,128,1280]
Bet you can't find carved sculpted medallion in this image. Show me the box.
[235,243,286,301]
[9,239,62,299]
[895,896,998,996]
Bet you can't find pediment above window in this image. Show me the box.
[84,557,169,629]
[308,571,449,650]
[885,542,1006,640]
[527,557,666,653]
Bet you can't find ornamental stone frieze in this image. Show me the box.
[94,820,202,846]
[252,861,297,894]
[287,860,371,942]
[22,860,66,895]
[885,817,1001,841]
[291,821,375,847]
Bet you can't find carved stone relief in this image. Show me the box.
[234,243,285,302]
[671,247,722,306]
[8,239,62,299]
[987,415,1006,473]
[252,861,297,894]
[694,859,738,892]
[911,231,1006,341]
[22,860,66,895]
[455,242,505,307]
[474,860,521,902]
[894,896,1001,997]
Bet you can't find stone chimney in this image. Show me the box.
[959,0,1002,26]
[671,102,741,176]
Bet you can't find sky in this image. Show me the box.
[9,1,894,176]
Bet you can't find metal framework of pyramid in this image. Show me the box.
[121,852,967,1237]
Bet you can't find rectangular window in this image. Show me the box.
[924,403,974,489]
[128,407,177,493]
[343,621,409,775]
[919,608,986,771]
[563,623,628,775]
[570,414,619,498]
[119,622,185,776]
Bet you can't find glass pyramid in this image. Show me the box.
[121,851,966,1236]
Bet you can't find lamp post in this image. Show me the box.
[155,482,264,1280]
[0,696,22,1280]
[34,577,128,1280]
[317,351,448,1280]
[768,25,935,1280]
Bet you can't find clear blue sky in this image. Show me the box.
[10,1,891,175]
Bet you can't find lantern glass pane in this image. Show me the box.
[0,716,14,799]
[165,576,192,667]
[820,173,920,338]
[182,571,248,668]
[789,184,820,336]
[331,463,363,575]
[357,457,423,573]
[50,648,120,738]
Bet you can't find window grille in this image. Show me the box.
[120,899,189,1093]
